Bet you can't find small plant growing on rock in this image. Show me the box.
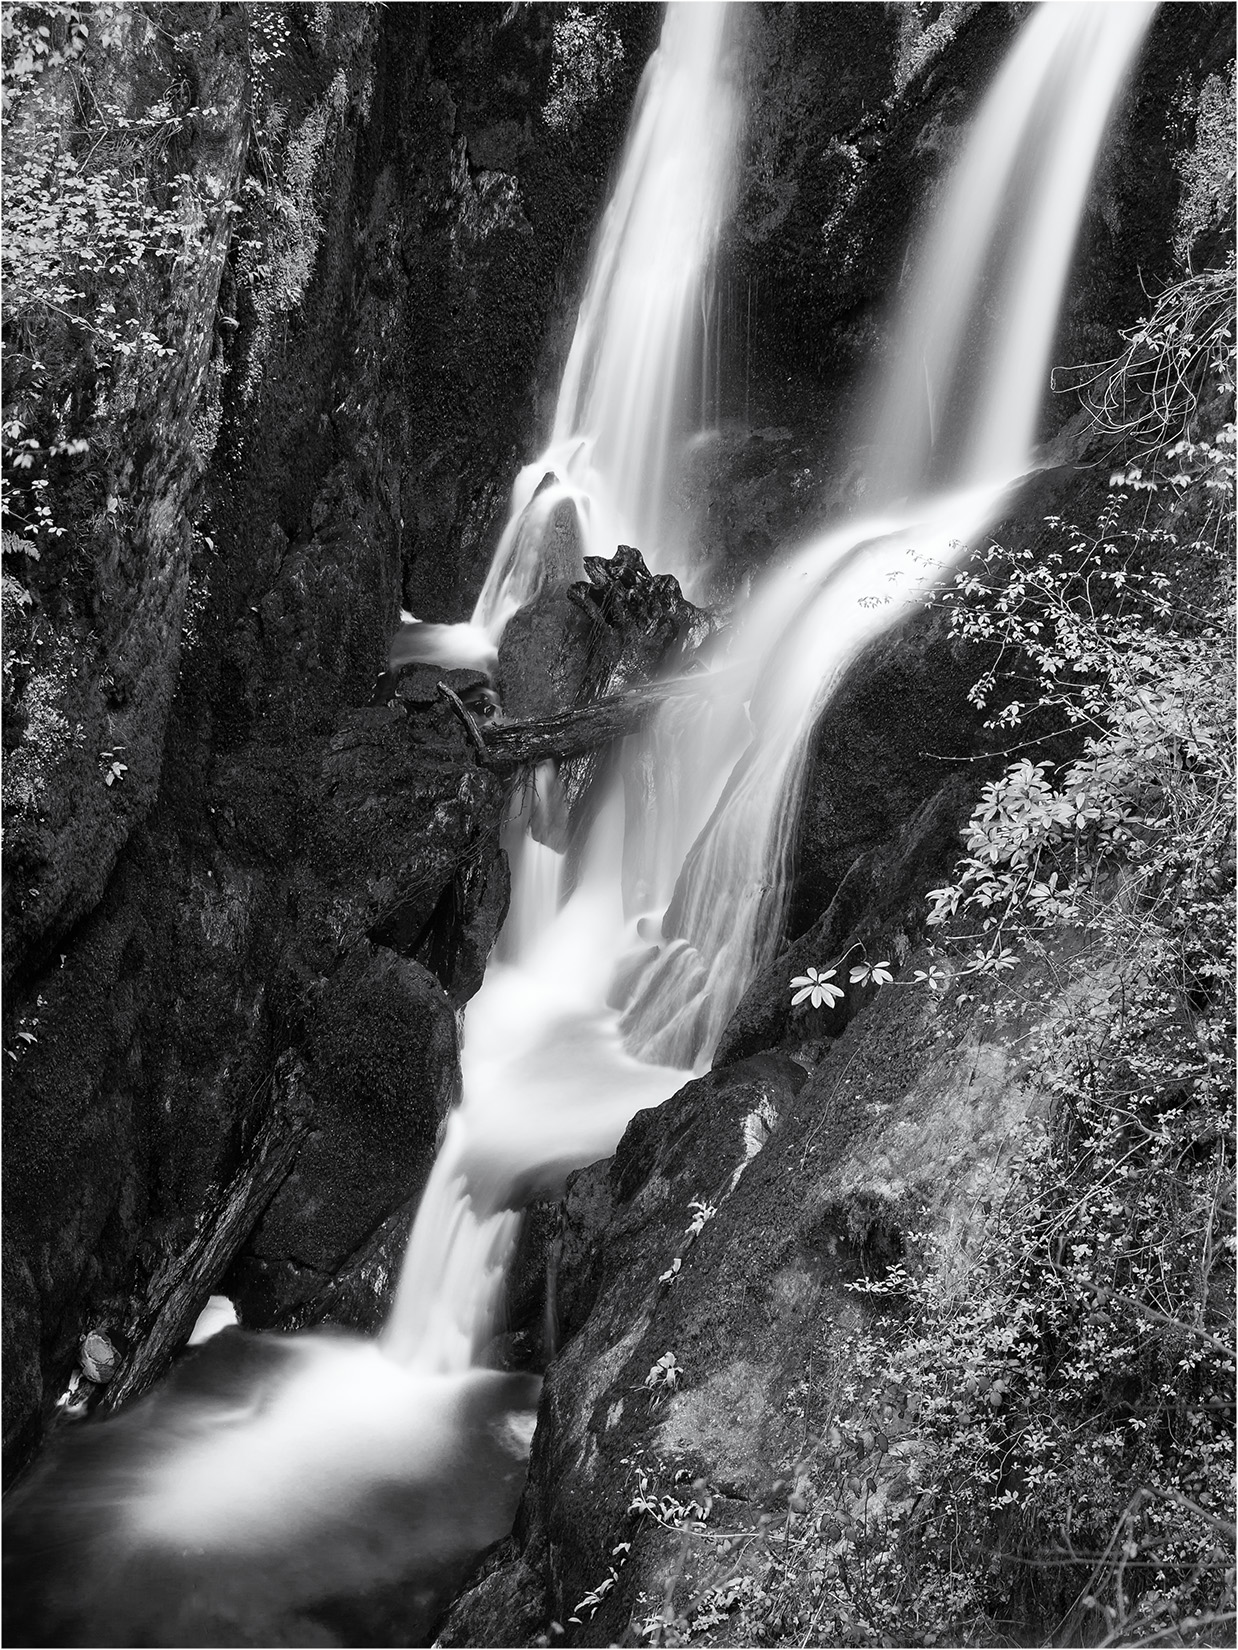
[567,1541,631,1627]
[685,1197,716,1238]
[789,965,844,1008]
[643,1351,682,1399]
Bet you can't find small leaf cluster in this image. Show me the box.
[846,272,1238,1646]
[1,5,216,553]
[789,955,893,1011]
[644,1350,682,1399]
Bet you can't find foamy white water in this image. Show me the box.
[126,1343,520,1548]
[384,780,686,1371]
[472,1,742,634]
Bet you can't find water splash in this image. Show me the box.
[472,1,742,633]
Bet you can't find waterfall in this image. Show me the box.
[11,1,1158,1610]
[471,1,742,634]
[868,3,1157,501]
[382,0,743,1372]
[384,0,1152,1360]
[615,1,1155,1068]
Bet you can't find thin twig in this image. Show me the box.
[436,680,489,760]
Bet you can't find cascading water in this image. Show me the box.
[391,0,740,731]
[616,0,1155,1069]
[384,0,1153,1418]
[5,5,1157,1641]
[473,1,742,633]
[382,1,744,1372]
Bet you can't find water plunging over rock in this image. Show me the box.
[473,2,744,631]
[2,4,1178,1645]
[611,3,1156,1070]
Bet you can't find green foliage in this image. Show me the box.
[1,4,224,555]
[1,1,88,111]
[926,307,1234,971]
[791,965,846,1008]
[542,5,625,136]
[644,1350,683,1398]
[835,272,1238,1647]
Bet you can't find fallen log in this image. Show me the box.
[100,1080,309,1411]
[438,675,715,768]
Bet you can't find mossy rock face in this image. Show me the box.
[1,6,250,989]
[447,937,1088,1646]
[228,947,458,1325]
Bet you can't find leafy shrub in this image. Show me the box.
[714,269,1235,1650]
[848,270,1237,1646]
[542,5,625,135]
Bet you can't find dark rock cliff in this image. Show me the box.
[2,0,657,1478]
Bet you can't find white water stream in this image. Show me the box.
[384,0,1155,1363]
[12,0,1156,1617]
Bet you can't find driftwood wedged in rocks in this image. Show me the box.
[100,1093,309,1411]
[438,676,713,768]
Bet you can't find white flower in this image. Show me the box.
[789,966,845,1009]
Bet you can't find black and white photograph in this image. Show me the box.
[2,3,1234,1645]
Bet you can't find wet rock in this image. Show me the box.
[497,545,714,876]
[498,545,711,722]
[436,1541,550,1649]
[77,1333,117,1386]
[715,777,974,1068]
[786,610,984,940]
[674,425,841,602]
[421,846,511,1005]
[314,701,507,952]
[227,948,458,1327]
[497,586,599,722]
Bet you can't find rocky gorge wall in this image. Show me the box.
[2,11,1233,1646]
[2,0,659,1476]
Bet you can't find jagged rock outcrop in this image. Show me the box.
[498,544,713,723]
[497,544,713,862]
